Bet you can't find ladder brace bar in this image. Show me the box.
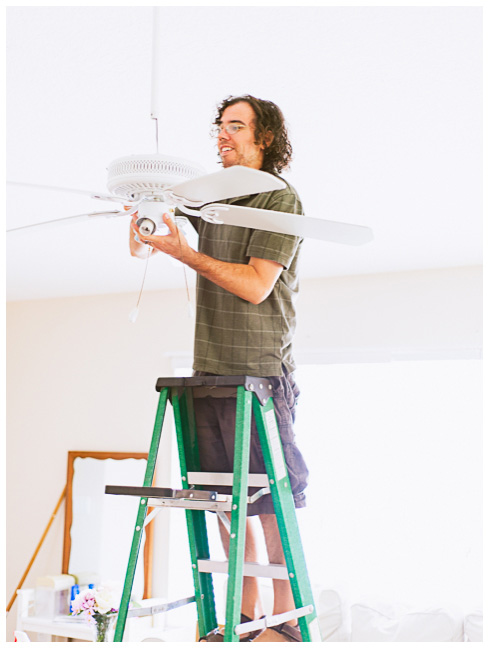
[126,595,195,618]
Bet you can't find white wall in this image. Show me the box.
[5,265,481,640]
[294,265,482,362]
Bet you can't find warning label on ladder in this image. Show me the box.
[265,409,287,482]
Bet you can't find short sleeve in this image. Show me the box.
[246,231,301,269]
[245,185,303,269]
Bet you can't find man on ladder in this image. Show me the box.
[130,95,309,642]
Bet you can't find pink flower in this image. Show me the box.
[70,586,119,626]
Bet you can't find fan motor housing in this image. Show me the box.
[107,154,206,200]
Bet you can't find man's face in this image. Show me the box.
[217,102,266,170]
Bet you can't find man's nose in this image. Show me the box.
[218,128,231,141]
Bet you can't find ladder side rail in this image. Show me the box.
[172,387,218,637]
[224,386,253,642]
[252,395,322,642]
[114,388,169,642]
[180,387,219,632]
[178,387,202,482]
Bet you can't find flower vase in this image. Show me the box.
[92,613,116,642]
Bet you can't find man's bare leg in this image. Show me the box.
[252,514,298,642]
[200,516,264,641]
[218,514,264,621]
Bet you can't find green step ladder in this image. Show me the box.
[106,375,321,642]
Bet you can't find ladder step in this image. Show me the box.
[155,375,273,406]
[187,472,269,488]
[235,605,314,636]
[105,485,218,501]
[197,559,289,580]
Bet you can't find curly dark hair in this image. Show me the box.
[213,95,293,174]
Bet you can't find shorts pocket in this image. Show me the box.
[283,442,309,495]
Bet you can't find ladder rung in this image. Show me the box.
[187,472,269,487]
[235,605,314,636]
[197,559,289,580]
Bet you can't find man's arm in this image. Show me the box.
[184,250,283,305]
[132,213,283,305]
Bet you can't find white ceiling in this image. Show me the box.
[6,6,482,301]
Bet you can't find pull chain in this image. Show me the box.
[129,245,152,323]
[177,221,194,318]
[182,265,194,318]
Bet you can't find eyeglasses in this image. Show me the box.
[211,123,248,137]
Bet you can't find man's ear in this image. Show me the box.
[263,130,274,149]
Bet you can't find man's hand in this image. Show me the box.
[131,213,191,262]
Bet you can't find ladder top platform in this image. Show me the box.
[155,376,273,405]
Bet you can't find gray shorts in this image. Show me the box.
[192,371,309,515]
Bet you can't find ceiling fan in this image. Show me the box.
[7,9,373,247]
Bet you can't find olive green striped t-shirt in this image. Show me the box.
[181,177,303,377]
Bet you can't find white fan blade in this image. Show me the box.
[7,209,128,233]
[200,204,374,246]
[7,181,132,204]
[166,166,286,207]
